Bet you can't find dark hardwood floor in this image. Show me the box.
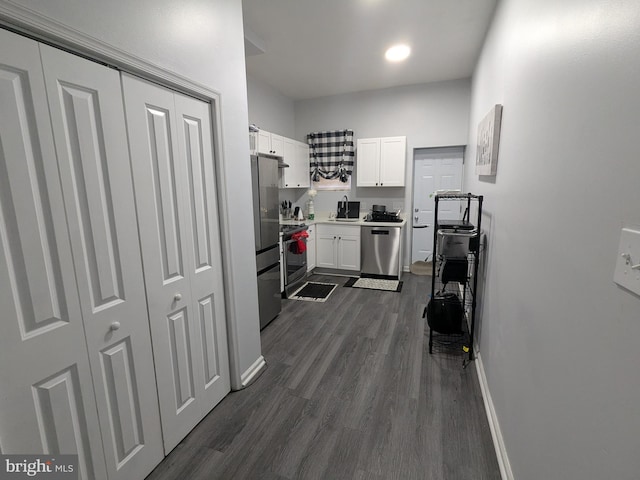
[147,273,501,480]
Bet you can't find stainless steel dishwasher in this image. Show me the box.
[361,225,401,278]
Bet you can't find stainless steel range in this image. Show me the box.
[281,224,308,297]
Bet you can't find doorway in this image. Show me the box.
[411,147,464,264]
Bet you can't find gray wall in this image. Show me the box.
[2,0,263,389]
[464,0,640,478]
[247,75,295,137]
[289,79,471,268]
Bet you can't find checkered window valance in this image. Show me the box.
[307,129,354,182]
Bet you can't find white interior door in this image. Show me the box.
[39,45,164,480]
[0,29,107,480]
[411,152,463,263]
[174,92,230,414]
[122,74,230,453]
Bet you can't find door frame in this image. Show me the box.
[0,5,262,390]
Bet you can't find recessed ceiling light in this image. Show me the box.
[385,44,411,62]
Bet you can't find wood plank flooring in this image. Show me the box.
[146,273,501,480]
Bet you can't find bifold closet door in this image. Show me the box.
[121,74,230,453]
[0,29,107,480]
[39,45,164,480]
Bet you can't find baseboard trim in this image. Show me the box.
[238,356,266,390]
[475,352,514,480]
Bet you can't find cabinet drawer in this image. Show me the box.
[317,223,361,238]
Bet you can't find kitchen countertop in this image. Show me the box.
[280,214,407,228]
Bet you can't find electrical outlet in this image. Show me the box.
[614,227,640,296]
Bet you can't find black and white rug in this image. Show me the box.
[344,277,403,292]
[289,282,338,302]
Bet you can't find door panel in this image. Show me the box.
[40,44,164,480]
[174,92,230,408]
[0,29,107,480]
[122,75,230,453]
[121,74,201,452]
[57,83,125,308]
[147,106,185,282]
[411,154,463,263]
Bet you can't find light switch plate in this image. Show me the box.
[614,227,640,296]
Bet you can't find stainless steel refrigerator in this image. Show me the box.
[251,154,283,329]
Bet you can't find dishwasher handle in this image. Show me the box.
[370,229,390,235]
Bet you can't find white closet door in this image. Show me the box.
[0,29,107,480]
[121,75,230,453]
[174,92,230,413]
[39,45,164,480]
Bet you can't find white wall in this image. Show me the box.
[464,0,640,478]
[247,75,295,137]
[0,0,262,389]
[291,80,471,268]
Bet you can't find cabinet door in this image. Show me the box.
[337,235,361,271]
[122,75,230,453]
[257,130,271,154]
[174,91,230,427]
[40,45,164,480]
[0,30,107,480]
[307,225,316,271]
[379,136,406,187]
[356,138,380,186]
[270,133,284,156]
[281,137,296,187]
[294,141,310,188]
[316,233,338,269]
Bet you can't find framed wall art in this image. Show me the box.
[475,104,503,176]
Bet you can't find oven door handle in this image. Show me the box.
[284,237,307,246]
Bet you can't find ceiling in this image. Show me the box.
[242,0,498,101]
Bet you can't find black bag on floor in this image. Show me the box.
[427,292,463,334]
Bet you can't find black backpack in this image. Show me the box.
[427,292,463,334]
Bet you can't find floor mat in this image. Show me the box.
[289,282,338,302]
[344,277,403,292]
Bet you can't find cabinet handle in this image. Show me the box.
[339,236,342,240]
[110,321,121,331]
[376,182,378,186]
[414,208,419,213]
[381,182,383,186]
[333,236,337,239]
[174,293,182,301]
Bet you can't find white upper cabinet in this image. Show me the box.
[356,138,380,186]
[282,140,310,189]
[357,136,406,187]
[257,129,284,156]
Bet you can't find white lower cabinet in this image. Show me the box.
[316,224,361,271]
[307,225,316,271]
[0,29,229,480]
